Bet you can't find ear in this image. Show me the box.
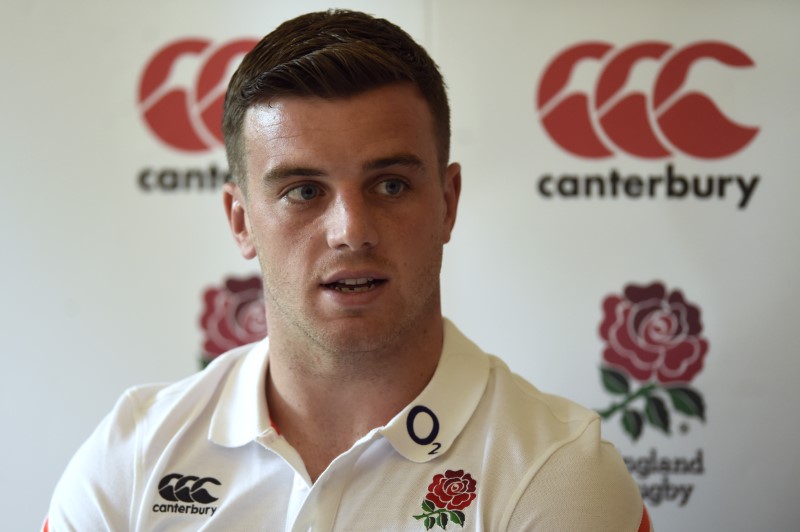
[223,182,257,259]
[442,162,462,243]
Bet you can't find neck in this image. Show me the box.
[265,315,444,482]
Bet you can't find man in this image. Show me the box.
[47,10,651,531]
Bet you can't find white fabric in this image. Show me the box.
[48,320,646,531]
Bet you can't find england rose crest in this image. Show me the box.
[413,470,477,529]
[597,282,708,440]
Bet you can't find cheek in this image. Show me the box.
[249,204,312,248]
[258,240,306,276]
[403,197,448,239]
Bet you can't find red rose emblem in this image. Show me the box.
[425,469,477,511]
[199,275,267,362]
[414,469,477,529]
[600,282,707,384]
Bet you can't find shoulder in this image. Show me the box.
[505,424,650,530]
[481,357,647,530]
[444,342,646,530]
[481,354,601,447]
[46,343,256,529]
[77,340,255,450]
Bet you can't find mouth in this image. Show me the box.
[323,277,387,293]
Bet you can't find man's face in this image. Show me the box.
[226,84,460,356]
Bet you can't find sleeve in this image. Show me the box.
[506,418,653,531]
[46,390,142,531]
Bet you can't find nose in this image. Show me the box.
[325,191,379,251]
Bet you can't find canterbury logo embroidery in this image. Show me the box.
[537,41,759,159]
[158,473,221,504]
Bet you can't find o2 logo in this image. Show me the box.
[138,38,257,152]
[407,405,442,455]
[536,41,759,159]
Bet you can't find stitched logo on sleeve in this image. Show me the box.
[413,470,477,529]
[153,473,221,517]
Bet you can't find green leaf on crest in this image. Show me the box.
[601,367,630,395]
[667,387,706,421]
[422,499,435,512]
[645,395,670,434]
[622,409,644,441]
[449,510,465,526]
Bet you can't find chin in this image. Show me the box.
[320,325,395,355]
[302,314,406,357]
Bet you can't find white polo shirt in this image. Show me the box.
[47,320,650,531]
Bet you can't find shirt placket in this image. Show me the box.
[285,471,311,532]
[288,430,380,532]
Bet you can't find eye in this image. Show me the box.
[285,184,322,201]
[376,179,406,197]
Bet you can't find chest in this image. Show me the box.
[132,438,496,532]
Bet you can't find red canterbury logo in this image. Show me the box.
[537,41,759,159]
[138,38,257,152]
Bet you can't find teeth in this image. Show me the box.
[330,278,378,292]
[337,284,371,292]
[342,278,373,286]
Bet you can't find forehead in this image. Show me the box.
[241,84,439,177]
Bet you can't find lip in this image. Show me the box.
[319,269,389,307]
[320,270,389,285]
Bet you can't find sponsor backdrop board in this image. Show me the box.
[2,0,798,530]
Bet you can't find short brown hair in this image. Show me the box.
[222,9,450,192]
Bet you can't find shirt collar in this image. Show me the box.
[380,319,490,462]
[208,337,273,447]
[208,319,491,460]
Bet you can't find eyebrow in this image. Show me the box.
[263,165,324,183]
[362,153,425,173]
[262,153,425,183]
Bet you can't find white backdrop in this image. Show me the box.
[2,1,799,530]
